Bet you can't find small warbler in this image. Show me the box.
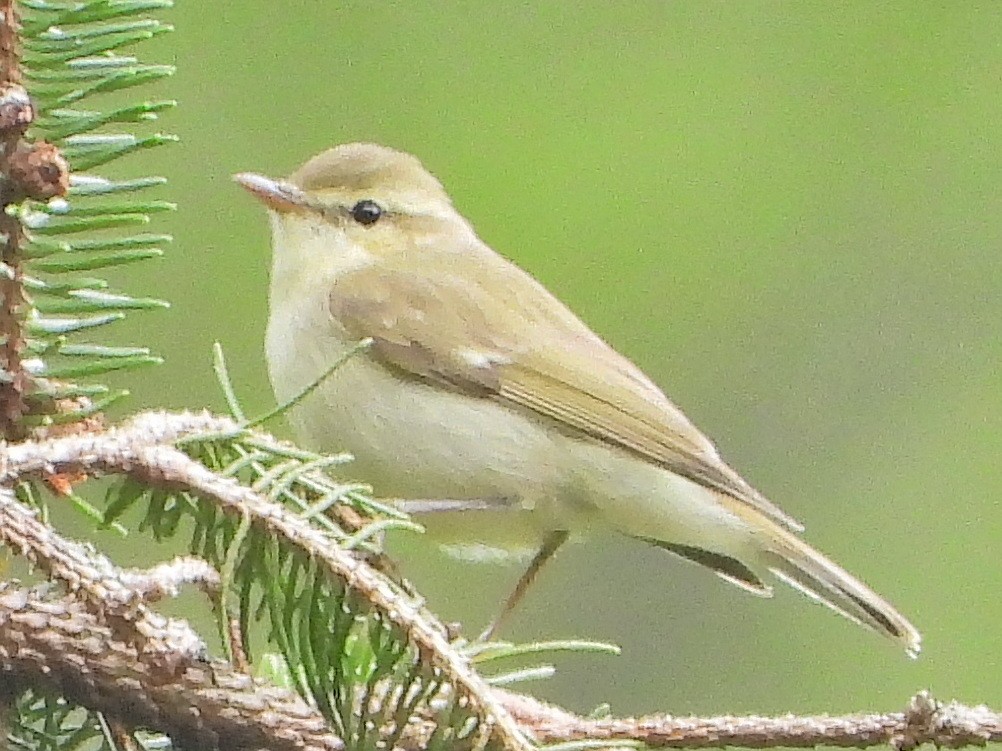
[235,143,920,655]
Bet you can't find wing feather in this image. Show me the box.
[330,247,802,532]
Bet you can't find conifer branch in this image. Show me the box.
[0,0,69,439]
[3,568,1000,751]
[496,690,1002,750]
[0,0,26,438]
[3,411,1001,751]
[0,0,175,444]
[0,584,344,751]
[1,410,535,751]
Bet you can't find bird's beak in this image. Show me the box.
[233,172,313,214]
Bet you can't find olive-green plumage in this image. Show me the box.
[236,142,920,656]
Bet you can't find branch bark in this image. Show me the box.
[0,410,998,751]
[0,0,69,440]
[1,410,534,751]
[0,0,29,438]
[0,585,343,751]
[497,689,1002,750]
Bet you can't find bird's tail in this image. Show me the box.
[639,491,922,657]
[756,521,921,657]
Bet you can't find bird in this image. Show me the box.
[235,142,921,655]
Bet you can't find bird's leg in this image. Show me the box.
[380,496,565,641]
[392,497,515,514]
[376,496,521,602]
[478,529,569,642]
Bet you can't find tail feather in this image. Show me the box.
[633,502,921,655]
[637,537,773,597]
[761,536,922,658]
[698,492,923,656]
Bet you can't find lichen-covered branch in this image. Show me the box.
[1,410,999,751]
[0,584,344,751]
[1,410,534,751]
[0,485,219,617]
[3,578,998,751]
[496,689,1002,750]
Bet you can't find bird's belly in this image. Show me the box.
[266,305,749,556]
[266,313,578,548]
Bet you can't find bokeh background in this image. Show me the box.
[93,2,1000,718]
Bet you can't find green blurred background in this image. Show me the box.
[94,2,1000,717]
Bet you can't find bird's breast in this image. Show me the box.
[265,293,579,547]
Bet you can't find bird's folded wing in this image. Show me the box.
[330,263,802,532]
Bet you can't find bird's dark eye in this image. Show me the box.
[350,199,382,226]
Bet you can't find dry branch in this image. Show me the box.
[0,485,218,619]
[1,410,533,751]
[0,584,343,751]
[498,690,1002,750]
[0,410,999,751]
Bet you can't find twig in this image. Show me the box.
[0,486,218,619]
[0,410,534,751]
[0,0,69,440]
[496,688,1002,750]
[0,487,212,674]
[0,0,29,438]
[2,410,1000,751]
[0,584,343,751]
